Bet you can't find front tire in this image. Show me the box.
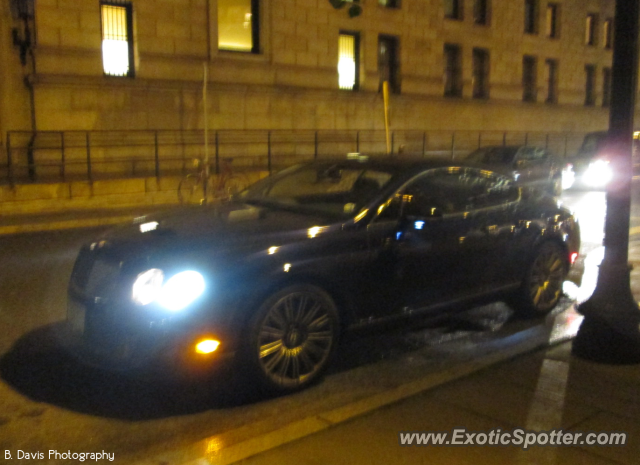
[512,241,567,317]
[242,284,340,393]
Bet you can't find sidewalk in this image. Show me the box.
[228,246,640,465]
[232,340,638,465]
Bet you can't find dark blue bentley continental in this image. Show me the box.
[67,156,580,393]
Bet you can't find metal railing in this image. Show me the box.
[2,129,587,185]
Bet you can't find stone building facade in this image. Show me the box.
[0,0,617,152]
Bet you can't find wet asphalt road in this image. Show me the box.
[0,188,633,463]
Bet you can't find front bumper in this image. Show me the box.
[65,293,234,377]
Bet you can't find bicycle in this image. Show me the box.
[178,157,249,204]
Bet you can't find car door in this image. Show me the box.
[529,147,556,189]
[467,170,523,287]
[361,167,514,320]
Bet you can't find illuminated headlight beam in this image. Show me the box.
[132,269,206,311]
[583,160,612,187]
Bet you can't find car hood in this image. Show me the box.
[95,202,342,258]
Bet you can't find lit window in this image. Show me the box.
[101,2,134,77]
[218,0,259,53]
[338,33,359,90]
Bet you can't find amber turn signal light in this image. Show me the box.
[195,339,220,354]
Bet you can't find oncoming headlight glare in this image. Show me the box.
[584,160,612,187]
[132,269,205,311]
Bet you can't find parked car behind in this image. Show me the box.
[567,131,640,189]
[569,131,612,188]
[465,145,570,196]
[66,156,580,394]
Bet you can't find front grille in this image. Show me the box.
[71,247,122,297]
[85,258,121,296]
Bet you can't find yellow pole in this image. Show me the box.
[383,81,391,155]
[203,62,209,203]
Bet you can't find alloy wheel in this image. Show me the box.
[255,289,337,389]
[528,244,565,312]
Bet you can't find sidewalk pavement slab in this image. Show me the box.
[232,340,640,465]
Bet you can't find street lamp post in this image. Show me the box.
[572,0,640,363]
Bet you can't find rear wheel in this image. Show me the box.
[243,284,340,393]
[512,241,567,317]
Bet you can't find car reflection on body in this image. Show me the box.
[66,156,580,393]
[465,145,572,195]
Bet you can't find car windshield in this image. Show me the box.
[238,163,394,218]
[578,132,607,158]
[466,147,519,165]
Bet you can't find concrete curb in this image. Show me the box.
[130,307,579,465]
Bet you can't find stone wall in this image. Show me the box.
[0,0,620,156]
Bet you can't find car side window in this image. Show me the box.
[516,147,536,161]
[375,170,458,222]
[375,168,518,223]
[465,171,519,207]
[403,176,460,215]
[534,148,547,160]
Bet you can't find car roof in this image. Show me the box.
[310,155,471,171]
[304,155,515,178]
[470,145,543,150]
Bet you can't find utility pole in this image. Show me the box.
[203,62,209,204]
[572,0,640,363]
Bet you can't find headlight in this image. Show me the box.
[132,269,164,306]
[583,160,612,187]
[561,164,575,190]
[132,269,205,311]
[158,270,206,311]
